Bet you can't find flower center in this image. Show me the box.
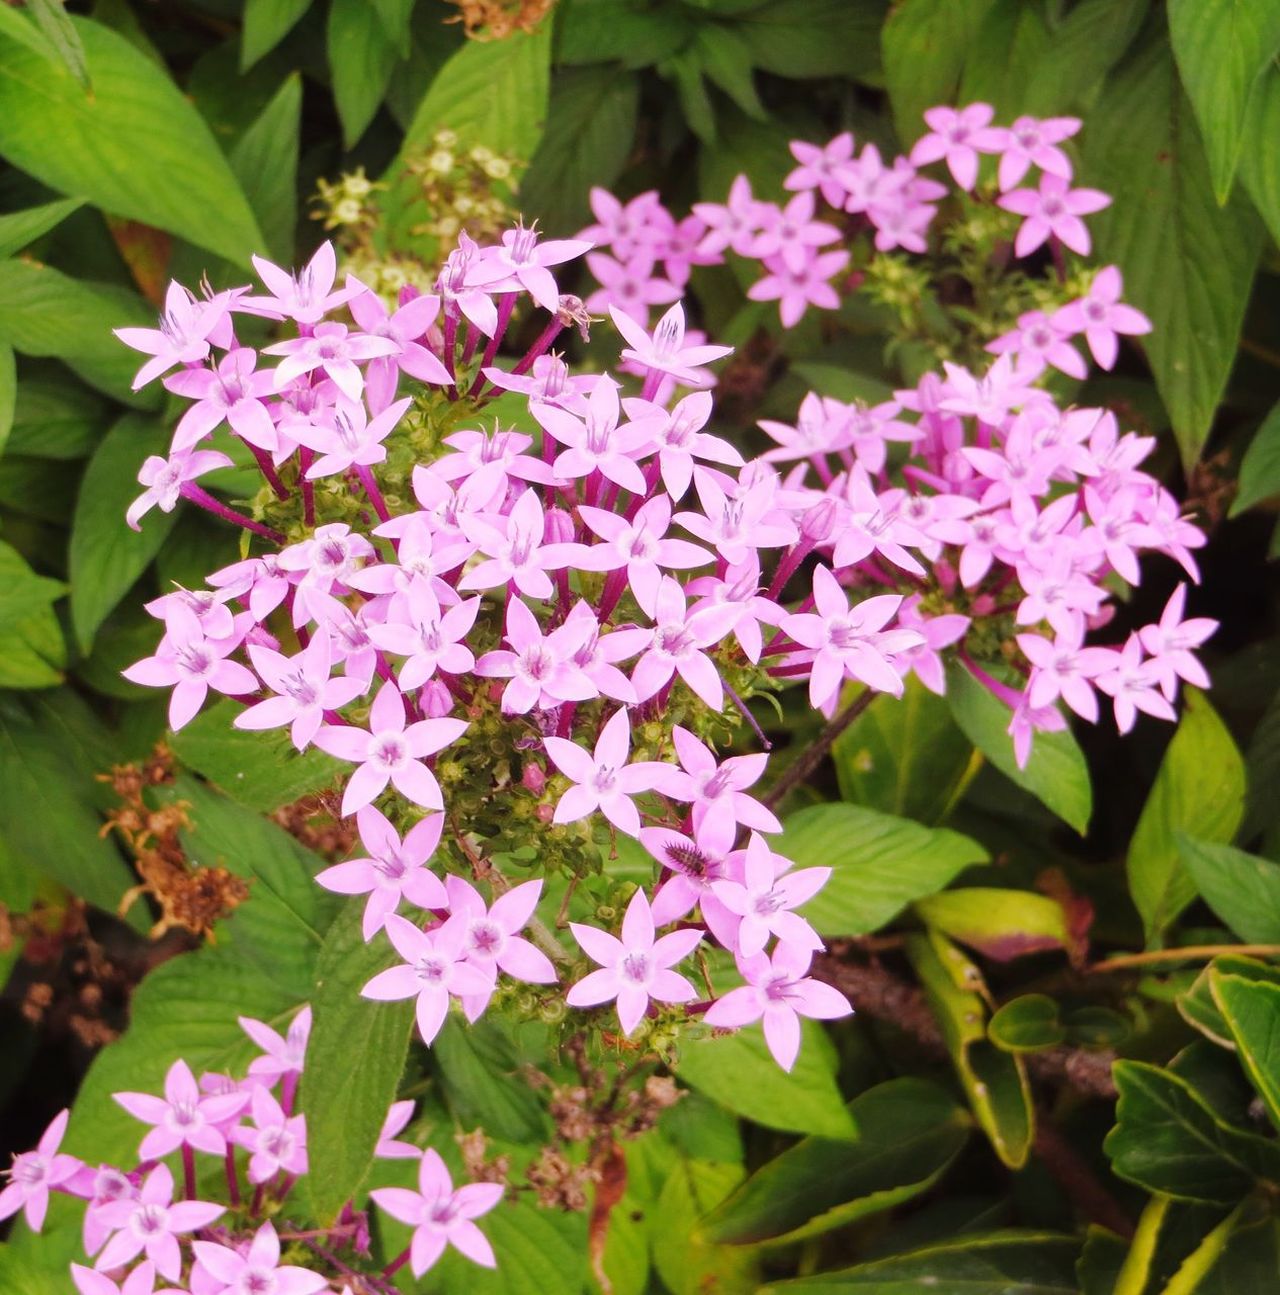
[374,736,408,768]
[621,953,650,984]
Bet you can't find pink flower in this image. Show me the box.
[567,889,702,1035]
[0,1109,80,1232]
[747,191,841,271]
[987,310,1086,380]
[782,567,920,708]
[165,347,278,452]
[584,250,681,325]
[1017,627,1116,723]
[467,221,593,312]
[314,681,468,815]
[125,447,234,530]
[630,576,737,710]
[94,1164,223,1280]
[292,395,411,479]
[543,709,669,838]
[624,390,743,501]
[676,468,797,565]
[458,487,564,599]
[998,173,1110,257]
[610,302,732,385]
[229,1085,308,1184]
[580,187,670,260]
[362,914,494,1045]
[703,944,851,1071]
[236,631,366,750]
[369,1149,504,1276]
[113,1059,248,1160]
[316,806,449,940]
[246,242,354,324]
[693,175,766,257]
[265,321,397,401]
[534,376,649,495]
[785,132,856,207]
[376,1100,420,1160]
[1052,265,1152,369]
[909,103,1005,190]
[240,1004,311,1085]
[1137,583,1217,700]
[474,598,596,714]
[711,833,827,957]
[642,824,739,945]
[1096,634,1177,733]
[992,114,1080,192]
[443,875,557,992]
[71,1260,179,1295]
[122,603,256,730]
[115,280,231,389]
[366,582,479,690]
[194,1222,328,1295]
[748,248,849,327]
[349,288,451,409]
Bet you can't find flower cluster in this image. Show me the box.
[0,1010,503,1289]
[101,101,1216,1282]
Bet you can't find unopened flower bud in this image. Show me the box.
[420,680,453,718]
[398,283,421,308]
[543,508,575,545]
[522,762,546,796]
[971,594,996,617]
[800,496,838,543]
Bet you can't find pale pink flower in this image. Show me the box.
[567,889,702,1035]
[909,103,1004,190]
[113,1059,248,1160]
[610,301,732,385]
[369,1149,503,1276]
[584,250,681,325]
[1052,265,1152,369]
[987,310,1086,380]
[467,221,593,312]
[239,1004,311,1084]
[458,487,564,600]
[349,288,451,409]
[676,468,797,566]
[642,825,739,946]
[94,1164,223,1280]
[115,280,232,389]
[366,582,479,690]
[313,681,468,815]
[624,390,743,501]
[1018,628,1116,723]
[316,806,449,940]
[265,321,397,401]
[443,875,557,995]
[711,834,828,957]
[125,447,234,530]
[703,945,851,1071]
[166,347,278,452]
[992,114,1080,192]
[193,1222,328,1295]
[1138,583,1217,700]
[229,1085,308,1184]
[72,1261,179,1295]
[748,191,842,271]
[246,242,354,324]
[1097,635,1177,733]
[580,187,670,260]
[785,132,856,207]
[998,173,1110,257]
[291,395,411,479]
[0,1109,80,1232]
[362,914,494,1045]
[630,576,738,710]
[535,376,650,494]
[376,1100,420,1160]
[748,248,849,327]
[473,597,596,714]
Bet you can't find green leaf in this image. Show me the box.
[0,595,66,688]
[1178,955,1280,1049]
[653,1158,758,1295]
[779,803,986,937]
[957,0,1050,118]
[906,932,1034,1169]
[0,540,65,632]
[69,415,177,653]
[732,0,885,81]
[832,679,978,824]
[1243,685,1280,842]
[398,23,552,163]
[241,0,313,69]
[6,375,108,459]
[916,889,1074,962]
[0,17,264,266]
[1240,66,1280,246]
[558,0,693,69]
[0,692,137,919]
[692,24,766,121]
[789,361,896,406]
[760,1231,1081,1294]
[1210,972,1280,1134]
[676,1020,856,1140]
[881,0,996,144]
[521,67,639,235]
[1176,836,1280,943]
[169,698,342,813]
[945,665,1092,833]
[229,70,301,262]
[1105,1059,1280,1203]
[433,1015,551,1144]
[1085,39,1264,470]
[27,0,89,87]
[0,258,155,405]
[300,899,414,1223]
[0,342,14,462]
[429,1202,589,1295]
[1231,400,1280,517]
[1023,0,1150,114]
[700,1078,970,1245]
[328,0,402,149]
[1126,690,1246,946]
[988,995,1066,1052]
[1168,0,1280,202]
[0,196,84,259]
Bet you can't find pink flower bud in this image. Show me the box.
[420,680,453,718]
[522,762,546,795]
[543,508,575,545]
[800,496,838,543]
[971,593,996,617]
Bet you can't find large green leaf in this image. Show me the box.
[1022,0,1149,114]
[241,0,313,69]
[1210,972,1280,1134]
[957,0,1049,118]
[0,540,64,634]
[169,698,342,813]
[1240,65,1280,246]
[328,0,403,148]
[558,0,693,69]
[881,0,995,144]
[1126,691,1246,946]
[0,16,264,265]
[0,691,138,919]
[732,0,885,80]
[652,1158,758,1295]
[700,1078,970,1245]
[945,665,1092,833]
[229,70,301,262]
[0,258,156,405]
[0,196,84,259]
[832,679,978,824]
[69,414,176,653]
[427,1203,589,1295]
[1168,0,1280,202]
[299,899,414,1224]
[433,1015,551,1144]
[1178,955,1280,1050]
[1231,399,1280,518]
[675,1020,856,1140]
[761,1231,1081,1293]
[1104,1059,1280,1203]
[1085,39,1264,469]
[1176,836,1280,943]
[906,932,1034,1169]
[521,67,639,235]
[779,803,987,937]
[916,888,1074,962]
[5,375,109,459]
